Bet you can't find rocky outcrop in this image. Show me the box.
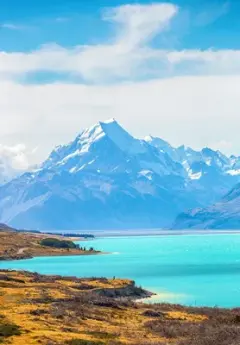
[95,280,154,300]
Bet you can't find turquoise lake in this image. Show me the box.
[1,234,240,308]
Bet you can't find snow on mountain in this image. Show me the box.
[145,138,233,180]
[1,119,240,231]
[145,136,179,161]
[175,146,232,177]
[146,137,240,205]
[0,119,189,230]
[42,119,184,178]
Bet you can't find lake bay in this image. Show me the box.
[1,233,240,307]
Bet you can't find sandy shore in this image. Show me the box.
[137,290,187,304]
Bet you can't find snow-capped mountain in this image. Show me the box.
[172,183,240,230]
[146,136,240,207]
[0,119,240,231]
[42,119,184,177]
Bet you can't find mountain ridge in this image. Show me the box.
[1,119,240,230]
[172,182,240,230]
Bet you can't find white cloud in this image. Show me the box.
[0,3,239,82]
[0,23,25,30]
[0,144,38,183]
[104,3,178,47]
[1,76,240,163]
[167,49,240,75]
[0,144,37,170]
[1,2,240,165]
[0,3,178,82]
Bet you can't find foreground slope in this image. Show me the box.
[173,183,240,229]
[0,119,240,230]
[1,270,240,345]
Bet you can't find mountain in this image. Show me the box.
[0,223,16,232]
[0,119,240,231]
[172,182,240,230]
[146,137,240,206]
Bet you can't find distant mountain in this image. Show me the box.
[146,136,240,206]
[0,223,16,232]
[0,119,240,231]
[172,183,240,229]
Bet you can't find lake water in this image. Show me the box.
[1,234,240,308]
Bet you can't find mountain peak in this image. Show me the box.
[145,135,171,147]
[79,118,129,148]
[99,118,117,125]
[79,118,146,155]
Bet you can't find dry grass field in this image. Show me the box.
[0,231,99,260]
[0,270,240,345]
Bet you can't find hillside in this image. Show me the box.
[1,119,240,230]
[0,270,240,345]
[0,223,16,232]
[0,231,99,260]
[173,183,240,229]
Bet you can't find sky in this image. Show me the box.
[1,0,240,169]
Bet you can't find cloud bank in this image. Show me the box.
[1,2,240,170]
[0,3,239,82]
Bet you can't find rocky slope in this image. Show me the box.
[173,182,240,229]
[0,119,240,230]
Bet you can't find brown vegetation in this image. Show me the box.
[0,270,239,345]
[0,231,99,260]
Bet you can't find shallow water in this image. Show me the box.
[1,234,240,307]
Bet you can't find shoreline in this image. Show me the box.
[0,250,104,262]
[90,229,240,237]
[19,228,240,238]
[2,230,240,309]
[0,230,105,262]
[1,270,238,345]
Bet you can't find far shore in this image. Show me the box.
[0,230,103,262]
[69,229,240,238]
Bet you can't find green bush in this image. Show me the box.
[0,323,21,338]
[40,238,79,249]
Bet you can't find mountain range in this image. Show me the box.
[173,183,240,229]
[0,119,240,231]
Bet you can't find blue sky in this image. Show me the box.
[1,1,240,169]
[1,0,239,83]
[1,0,239,52]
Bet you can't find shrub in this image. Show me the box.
[40,238,79,249]
[0,322,21,338]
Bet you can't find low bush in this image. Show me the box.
[0,322,21,339]
[40,238,79,249]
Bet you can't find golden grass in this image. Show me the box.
[0,270,239,345]
[0,231,99,260]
